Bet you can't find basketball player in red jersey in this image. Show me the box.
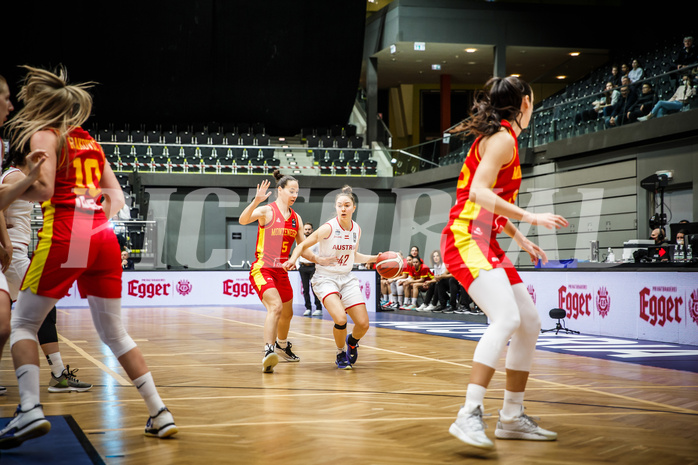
[0,66,177,450]
[441,76,567,449]
[240,170,330,373]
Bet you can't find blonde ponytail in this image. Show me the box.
[6,65,95,166]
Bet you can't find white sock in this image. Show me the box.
[337,346,346,354]
[16,364,41,412]
[391,294,397,303]
[46,352,65,377]
[501,390,525,419]
[133,372,165,416]
[276,339,288,349]
[412,297,417,305]
[464,383,487,413]
[398,295,404,305]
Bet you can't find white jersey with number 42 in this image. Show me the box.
[315,217,361,277]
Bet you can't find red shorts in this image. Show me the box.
[249,266,294,303]
[441,219,522,292]
[22,213,122,299]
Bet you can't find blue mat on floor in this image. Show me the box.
[0,415,104,464]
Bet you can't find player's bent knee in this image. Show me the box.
[493,316,521,339]
[355,319,369,333]
[10,326,40,347]
[99,331,137,358]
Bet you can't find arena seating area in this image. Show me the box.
[89,120,378,181]
[438,37,697,167]
[87,37,697,197]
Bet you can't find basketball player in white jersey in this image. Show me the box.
[284,185,378,369]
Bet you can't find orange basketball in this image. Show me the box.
[375,251,403,279]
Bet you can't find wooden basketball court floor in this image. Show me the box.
[1,305,696,465]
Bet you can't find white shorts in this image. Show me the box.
[0,271,10,300]
[311,272,365,310]
[6,245,30,301]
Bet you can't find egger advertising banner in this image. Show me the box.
[57,270,696,345]
[520,271,698,346]
[58,270,378,313]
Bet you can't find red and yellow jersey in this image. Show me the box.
[408,264,433,281]
[447,119,521,236]
[441,120,523,290]
[21,127,122,299]
[251,201,299,269]
[47,127,108,222]
[401,256,423,276]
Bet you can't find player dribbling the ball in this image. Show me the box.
[284,185,378,369]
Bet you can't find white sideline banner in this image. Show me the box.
[57,270,378,313]
[520,271,698,346]
[56,269,696,345]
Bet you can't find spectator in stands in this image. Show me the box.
[626,82,657,123]
[605,85,637,128]
[690,66,698,86]
[121,248,135,270]
[608,64,622,88]
[574,82,617,125]
[417,250,448,312]
[673,36,697,73]
[639,74,696,120]
[628,59,644,83]
[603,76,630,118]
[620,62,631,80]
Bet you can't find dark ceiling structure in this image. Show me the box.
[6,1,366,135]
[4,1,694,136]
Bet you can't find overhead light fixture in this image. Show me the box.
[431,64,441,70]
[414,42,426,51]
[464,48,477,53]
[390,44,396,54]
[569,52,580,57]
[556,75,567,80]
[510,74,521,78]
